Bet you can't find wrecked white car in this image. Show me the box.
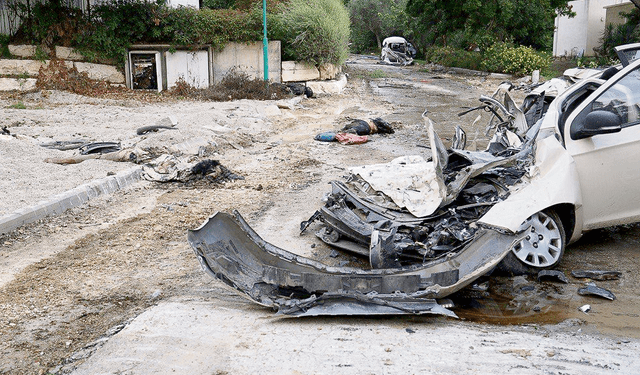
[380,36,415,66]
[188,53,640,317]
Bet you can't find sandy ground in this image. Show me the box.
[1,56,639,374]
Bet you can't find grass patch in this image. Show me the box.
[541,58,578,79]
[7,102,27,109]
[346,68,388,80]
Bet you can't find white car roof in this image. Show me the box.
[382,37,407,46]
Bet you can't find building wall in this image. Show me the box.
[605,2,635,26]
[553,0,628,57]
[166,0,199,8]
[211,41,281,84]
[554,0,590,57]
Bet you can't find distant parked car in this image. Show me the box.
[380,36,415,66]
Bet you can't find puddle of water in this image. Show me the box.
[450,276,573,325]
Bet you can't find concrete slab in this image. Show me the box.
[282,61,320,82]
[74,62,126,84]
[69,299,640,375]
[306,74,348,95]
[211,41,281,83]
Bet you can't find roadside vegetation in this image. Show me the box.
[348,0,640,76]
[2,0,640,77]
[2,0,350,67]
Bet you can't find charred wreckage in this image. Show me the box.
[188,85,551,318]
[189,46,640,317]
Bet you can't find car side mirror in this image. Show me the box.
[571,110,622,140]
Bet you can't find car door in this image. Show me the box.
[563,59,640,230]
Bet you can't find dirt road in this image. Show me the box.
[1,56,639,374]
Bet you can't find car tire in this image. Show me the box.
[510,210,566,269]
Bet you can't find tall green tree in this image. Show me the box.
[349,0,411,52]
[406,0,573,50]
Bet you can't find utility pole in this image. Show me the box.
[263,0,269,81]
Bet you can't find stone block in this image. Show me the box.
[281,61,320,82]
[318,63,341,80]
[8,45,37,58]
[0,78,37,91]
[306,74,348,95]
[55,46,84,61]
[0,59,46,76]
[74,62,125,84]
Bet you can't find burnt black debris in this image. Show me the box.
[187,83,561,317]
[142,156,243,183]
[191,159,244,182]
[537,270,569,283]
[578,284,616,300]
[571,270,622,281]
[285,83,314,98]
[341,118,394,135]
[136,124,178,135]
[80,142,121,155]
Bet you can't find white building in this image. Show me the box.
[553,0,635,57]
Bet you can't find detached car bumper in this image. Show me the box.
[188,210,521,317]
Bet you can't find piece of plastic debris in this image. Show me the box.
[579,304,591,313]
[577,285,616,300]
[314,131,337,142]
[537,270,569,283]
[571,270,622,281]
[80,142,121,155]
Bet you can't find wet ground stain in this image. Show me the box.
[449,224,640,338]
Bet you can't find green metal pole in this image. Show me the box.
[262,0,269,81]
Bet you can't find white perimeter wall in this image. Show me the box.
[553,0,626,57]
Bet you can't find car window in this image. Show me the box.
[615,43,640,66]
[589,67,640,127]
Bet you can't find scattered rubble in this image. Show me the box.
[578,284,617,301]
[537,270,569,284]
[571,270,622,281]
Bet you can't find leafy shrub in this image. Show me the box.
[273,0,350,66]
[8,0,347,69]
[425,46,482,71]
[72,1,152,63]
[0,34,11,58]
[595,9,640,61]
[7,0,85,50]
[170,69,291,101]
[481,43,551,76]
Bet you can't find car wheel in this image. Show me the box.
[510,210,565,268]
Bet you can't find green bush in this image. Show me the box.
[425,46,482,71]
[273,0,350,66]
[8,0,347,68]
[0,34,10,58]
[595,9,640,61]
[481,43,551,76]
[73,0,161,64]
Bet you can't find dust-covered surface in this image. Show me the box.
[1,56,639,374]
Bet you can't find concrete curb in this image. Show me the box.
[0,167,143,236]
